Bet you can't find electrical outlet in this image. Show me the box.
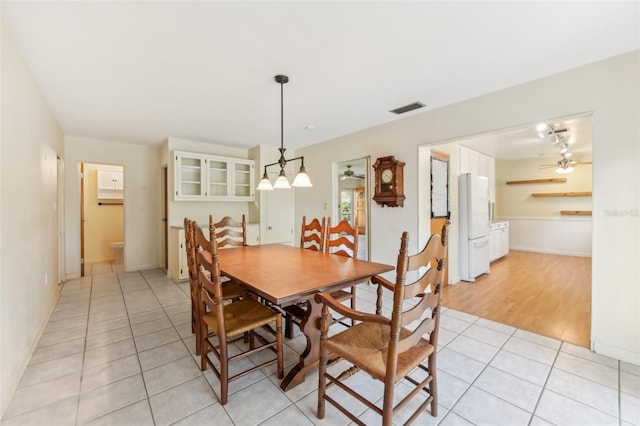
[44,273,48,286]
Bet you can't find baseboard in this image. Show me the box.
[510,246,592,258]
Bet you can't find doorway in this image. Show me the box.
[81,162,125,276]
[422,114,593,346]
[335,158,370,260]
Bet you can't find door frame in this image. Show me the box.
[333,157,371,260]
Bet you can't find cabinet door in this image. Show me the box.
[489,229,498,262]
[487,156,496,203]
[175,153,206,200]
[177,229,189,281]
[232,160,254,201]
[207,157,230,198]
[499,228,509,257]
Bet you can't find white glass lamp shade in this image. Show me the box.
[273,170,291,189]
[292,168,312,187]
[555,166,574,174]
[257,176,274,191]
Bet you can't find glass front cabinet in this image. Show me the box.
[174,151,254,201]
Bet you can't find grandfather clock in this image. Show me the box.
[372,156,405,207]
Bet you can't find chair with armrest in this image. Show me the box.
[197,238,283,405]
[315,227,447,425]
[184,218,244,355]
[283,216,327,338]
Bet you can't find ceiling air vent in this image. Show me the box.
[390,102,425,115]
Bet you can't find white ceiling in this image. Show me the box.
[457,113,593,160]
[2,1,638,153]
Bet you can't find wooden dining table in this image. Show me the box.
[216,243,394,391]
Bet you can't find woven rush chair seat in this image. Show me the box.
[184,217,245,356]
[324,321,434,381]
[197,232,283,406]
[315,225,448,426]
[202,297,281,339]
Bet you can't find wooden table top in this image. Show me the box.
[217,244,394,307]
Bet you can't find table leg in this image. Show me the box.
[280,298,322,391]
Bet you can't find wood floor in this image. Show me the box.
[442,250,592,347]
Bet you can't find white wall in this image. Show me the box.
[64,137,161,277]
[1,26,64,415]
[295,51,640,365]
[496,156,593,218]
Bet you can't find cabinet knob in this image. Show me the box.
[267,226,272,230]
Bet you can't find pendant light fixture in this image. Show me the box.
[256,75,312,191]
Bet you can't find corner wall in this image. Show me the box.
[1,25,64,415]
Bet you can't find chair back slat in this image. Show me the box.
[213,215,247,248]
[396,318,437,353]
[326,217,359,258]
[403,267,441,299]
[300,216,326,251]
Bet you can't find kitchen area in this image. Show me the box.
[457,146,509,283]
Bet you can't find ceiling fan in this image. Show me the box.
[340,165,364,180]
[540,155,592,174]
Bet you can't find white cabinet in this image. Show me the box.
[489,221,509,262]
[176,228,189,281]
[175,153,206,199]
[174,151,255,202]
[459,146,495,203]
[97,170,124,199]
[246,223,260,245]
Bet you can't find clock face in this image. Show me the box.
[381,169,393,183]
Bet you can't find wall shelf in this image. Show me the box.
[561,210,592,216]
[531,191,592,197]
[506,178,567,185]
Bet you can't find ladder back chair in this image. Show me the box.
[197,240,283,405]
[213,215,247,248]
[325,217,360,328]
[284,216,327,338]
[184,218,244,355]
[315,228,447,426]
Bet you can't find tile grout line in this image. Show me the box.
[138,270,222,425]
[115,270,157,426]
[442,316,531,426]
[74,273,95,426]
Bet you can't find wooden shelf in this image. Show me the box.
[531,191,592,197]
[561,210,592,216]
[507,178,567,185]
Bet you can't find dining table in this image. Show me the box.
[216,243,394,391]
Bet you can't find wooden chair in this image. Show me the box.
[213,215,247,248]
[184,218,244,355]
[315,229,447,425]
[300,216,326,251]
[284,216,327,338]
[197,240,283,405]
[325,217,360,328]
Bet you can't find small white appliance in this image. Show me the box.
[458,173,490,282]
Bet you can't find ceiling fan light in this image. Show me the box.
[536,123,551,138]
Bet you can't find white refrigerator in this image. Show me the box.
[458,173,490,282]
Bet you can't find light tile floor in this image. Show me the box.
[2,265,639,426]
